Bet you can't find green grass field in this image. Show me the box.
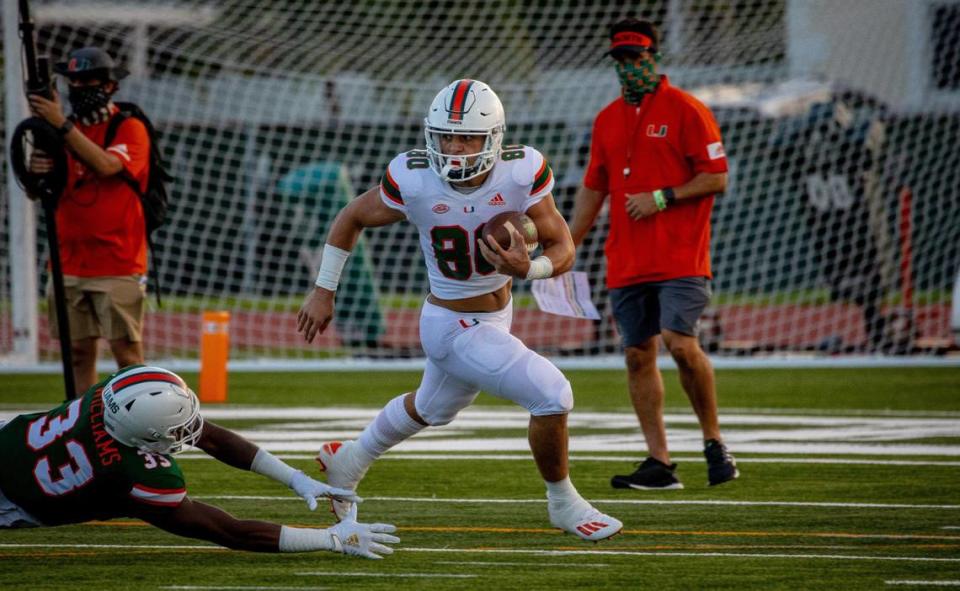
[2,367,959,590]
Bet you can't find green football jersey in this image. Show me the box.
[0,374,186,526]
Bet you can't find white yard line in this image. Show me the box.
[175,453,960,467]
[433,560,609,567]
[295,572,476,578]
[399,548,960,562]
[885,582,960,587]
[193,495,960,512]
[4,407,958,457]
[163,587,327,591]
[0,543,223,550]
[3,542,955,564]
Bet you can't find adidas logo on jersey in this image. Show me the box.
[488,193,506,206]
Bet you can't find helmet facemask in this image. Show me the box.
[136,404,204,455]
[424,126,504,181]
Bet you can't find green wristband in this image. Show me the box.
[653,190,667,211]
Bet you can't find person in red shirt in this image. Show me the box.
[570,18,738,490]
[28,47,150,395]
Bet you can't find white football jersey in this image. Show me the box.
[379,145,555,299]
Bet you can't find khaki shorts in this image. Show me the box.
[47,275,146,342]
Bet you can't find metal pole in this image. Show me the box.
[42,197,76,399]
[4,0,38,365]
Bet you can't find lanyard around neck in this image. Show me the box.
[621,91,656,179]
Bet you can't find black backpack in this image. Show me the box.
[103,102,174,306]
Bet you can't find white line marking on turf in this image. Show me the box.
[885,582,960,587]
[0,543,221,550]
[943,527,960,530]
[176,453,960,467]
[163,587,328,590]
[194,495,960,511]
[5,543,955,563]
[295,572,476,579]
[401,548,960,563]
[10,406,958,457]
[434,560,609,568]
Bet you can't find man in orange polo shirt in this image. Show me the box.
[570,18,738,490]
[28,47,150,396]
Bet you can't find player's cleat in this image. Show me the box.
[315,441,370,521]
[611,457,684,490]
[549,499,623,542]
[704,439,739,486]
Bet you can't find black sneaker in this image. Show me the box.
[704,439,739,486]
[611,457,684,490]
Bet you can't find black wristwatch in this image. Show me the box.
[57,120,75,136]
[663,187,677,206]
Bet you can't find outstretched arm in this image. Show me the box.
[297,186,405,343]
[132,498,398,558]
[196,421,359,510]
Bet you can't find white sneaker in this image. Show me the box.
[549,499,623,542]
[316,441,370,521]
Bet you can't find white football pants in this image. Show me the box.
[413,298,573,426]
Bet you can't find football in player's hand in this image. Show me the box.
[481,211,539,254]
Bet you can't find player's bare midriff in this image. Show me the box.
[427,281,512,313]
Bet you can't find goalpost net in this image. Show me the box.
[2,0,958,365]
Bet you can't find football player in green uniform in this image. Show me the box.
[0,366,399,558]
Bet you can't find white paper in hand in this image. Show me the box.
[531,271,601,320]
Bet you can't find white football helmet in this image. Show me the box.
[424,79,505,182]
[101,366,204,455]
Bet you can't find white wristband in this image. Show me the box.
[525,256,554,280]
[250,448,296,487]
[278,525,334,553]
[315,244,351,291]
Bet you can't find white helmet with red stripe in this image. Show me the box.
[424,79,505,182]
[101,366,204,455]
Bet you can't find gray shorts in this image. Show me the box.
[609,276,711,347]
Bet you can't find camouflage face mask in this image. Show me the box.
[615,58,659,104]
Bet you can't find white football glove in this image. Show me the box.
[290,470,362,511]
[328,505,400,559]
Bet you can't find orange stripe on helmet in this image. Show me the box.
[447,79,474,121]
[111,372,186,395]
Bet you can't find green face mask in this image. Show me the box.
[615,58,659,104]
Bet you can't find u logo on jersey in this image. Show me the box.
[646,124,668,137]
[464,205,475,213]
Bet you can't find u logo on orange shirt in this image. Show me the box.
[646,124,668,137]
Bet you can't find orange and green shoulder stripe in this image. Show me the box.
[530,157,553,196]
[380,168,404,205]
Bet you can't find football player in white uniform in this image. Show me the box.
[297,79,622,542]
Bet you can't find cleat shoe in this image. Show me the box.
[611,457,684,490]
[316,441,369,521]
[704,439,739,486]
[549,499,623,542]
